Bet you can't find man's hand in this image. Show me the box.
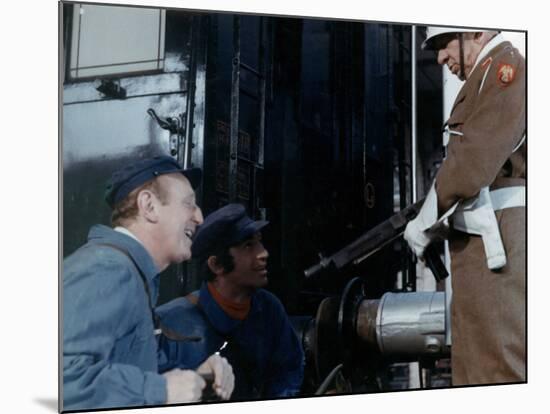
[163,369,206,403]
[197,354,235,400]
[404,217,433,260]
[404,181,445,260]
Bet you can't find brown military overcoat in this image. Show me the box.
[435,39,526,385]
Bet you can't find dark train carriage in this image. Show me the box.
[61,1,446,393]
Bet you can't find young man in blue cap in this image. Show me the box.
[63,156,234,411]
[156,204,304,400]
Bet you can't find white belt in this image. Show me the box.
[490,186,525,211]
[451,186,525,270]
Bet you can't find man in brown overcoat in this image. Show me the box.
[404,27,525,385]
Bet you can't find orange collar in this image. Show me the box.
[207,282,251,321]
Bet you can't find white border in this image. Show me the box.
[3,0,546,413]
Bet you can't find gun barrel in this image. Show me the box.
[304,257,331,278]
[303,199,425,278]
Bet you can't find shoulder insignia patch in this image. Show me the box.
[497,63,516,86]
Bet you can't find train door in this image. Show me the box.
[61,3,206,301]
[200,14,269,218]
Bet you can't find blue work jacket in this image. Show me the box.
[157,283,304,400]
[63,225,166,411]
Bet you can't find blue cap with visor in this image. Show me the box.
[191,204,269,259]
[104,155,202,208]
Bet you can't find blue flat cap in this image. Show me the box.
[104,155,202,208]
[192,204,269,259]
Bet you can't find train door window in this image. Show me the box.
[68,3,166,79]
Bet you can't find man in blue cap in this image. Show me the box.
[63,156,235,411]
[156,204,304,400]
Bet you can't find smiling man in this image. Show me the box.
[404,27,525,385]
[63,156,234,411]
[156,204,304,400]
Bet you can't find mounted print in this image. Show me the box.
[60,1,526,412]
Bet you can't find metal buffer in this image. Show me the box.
[296,277,449,393]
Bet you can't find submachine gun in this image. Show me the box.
[297,200,452,393]
[304,198,448,282]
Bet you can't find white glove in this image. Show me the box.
[404,181,448,259]
[404,217,433,259]
[196,354,235,400]
[163,368,206,404]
